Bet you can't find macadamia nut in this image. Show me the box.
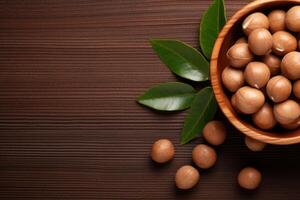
[268,10,286,33]
[244,62,270,89]
[274,100,300,125]
[266,75,292,103]
[281,51,300,80]
[222,66,245,92]
[227,43,253,68]
[151,139,175,163]
[286,6,300,32]
[235,86,265,114]
[175,165,199,190]
[242,12,269,35]
[272,31,297,56]
[238,167,262,190]
[248,28,272,56]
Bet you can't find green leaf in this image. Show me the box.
[138,82,196,111]
[180,87,218,144]
[200,0,227,59]
[150,39,209,82]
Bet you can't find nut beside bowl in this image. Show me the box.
[210,0,300,145]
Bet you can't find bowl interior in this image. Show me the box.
[211,0,300,145]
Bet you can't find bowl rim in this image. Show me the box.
[210,0,300,145]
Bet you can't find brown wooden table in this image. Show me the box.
[1,0,300,199]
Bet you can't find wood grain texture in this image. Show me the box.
[211,0,300,145]
[1,0,300,199]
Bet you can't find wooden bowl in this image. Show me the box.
[210,0,300,145]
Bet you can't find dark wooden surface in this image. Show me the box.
[1,0,300,199]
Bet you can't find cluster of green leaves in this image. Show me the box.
[137,0,226,144]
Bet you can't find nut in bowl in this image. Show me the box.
[210,0,300,145]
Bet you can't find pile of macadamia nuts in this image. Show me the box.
[223,6,300,131]
[151,121,263,190]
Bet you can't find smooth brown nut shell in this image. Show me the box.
[242,12,269,35]
[281,118,300,130]
[274,100,300,125]
[268,10,286,33]
[175,165,199,190]
[248,28,273,56]
[293,80,300,99]
[272,31,297,56]
[245,136,266,152]
[286,6,300,32]
[222,66,245,92]
[244,62,270,89]
[238,167,262,190]
[235,37,247,44]
[226,43,253,68]
[252,103,277,130]
[266,75,292,103]
[151,139,175,163]
[235,86,265,114]
[262,54,281,76]
[203,121,227,146]
[281,51,300,80]
[192,144,217,169]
